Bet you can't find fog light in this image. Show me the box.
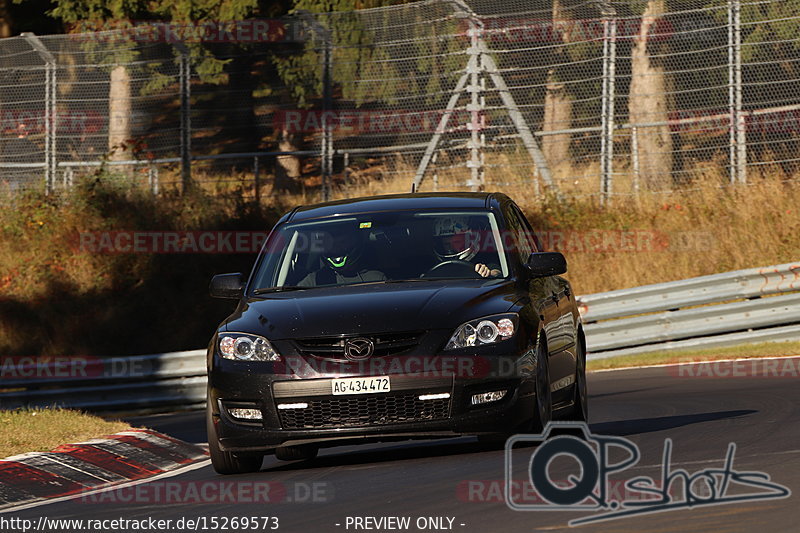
[277,402,309,410]
[228,407,263,420]
[418,393,451,401]
[471,390,507,405]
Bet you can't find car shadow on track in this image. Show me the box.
[590,409,757,436]
[588,388,666,400]
[262,410,757,471]
[261,437,511,472]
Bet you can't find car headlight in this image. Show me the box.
[218,333,280,361]
[445,313,518,350]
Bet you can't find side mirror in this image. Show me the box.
[209,273,244,299]
[526,252,567,277]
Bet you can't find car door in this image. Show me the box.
[506,202,575,394]
[500,201,557,367]
[511,203,577,351]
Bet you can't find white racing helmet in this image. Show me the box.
[432,216,479,261]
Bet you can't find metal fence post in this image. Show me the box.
[599,8,617,203]
[176,44,192,193]
[295,11,333,201]
[631,126,640,194]
[728,0,737,184]
[148,165,159,195]
[733,0,747,184]
[432,151,439,192]
[22,33,56,195]
[728,0,746,185]
[466,18,485,191]
[321,34,333,202]
[253,156,260,206]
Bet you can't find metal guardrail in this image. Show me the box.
[0,350,206,413]
[1,262,798,413]
[577,262,800,322]
[580,261,800,359]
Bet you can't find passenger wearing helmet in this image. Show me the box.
[298,230,386,287]
[431,216,501,278]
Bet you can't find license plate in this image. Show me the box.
[331,376,391,396]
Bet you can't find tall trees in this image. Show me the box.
[542,0,573,170]
[628,0,673,190]
[0,0,11,38]
[270,0,409,191]
[48,0,260,161]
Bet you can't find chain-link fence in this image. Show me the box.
[1,0,799,200]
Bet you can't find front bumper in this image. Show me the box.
[209,364,537,452]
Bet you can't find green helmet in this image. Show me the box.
[324,231,364,272]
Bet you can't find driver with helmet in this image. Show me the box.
[432,216,501,278]
[298,230,386,287]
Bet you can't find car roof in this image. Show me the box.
[287,192,509,222]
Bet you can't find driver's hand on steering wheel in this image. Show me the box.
[475,263,501,278]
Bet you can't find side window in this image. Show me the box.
[502,204,533,263]
[511,204,541,252]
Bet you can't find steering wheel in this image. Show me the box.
[422,259,480,279]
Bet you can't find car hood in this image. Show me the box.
[223,279,519,339]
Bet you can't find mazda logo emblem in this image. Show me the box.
[344,338,374,360]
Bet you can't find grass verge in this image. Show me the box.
[0,407,133,459]
[587,341,800,371]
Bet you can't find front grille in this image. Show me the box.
[293,331,424,361]
[278,393,450,430]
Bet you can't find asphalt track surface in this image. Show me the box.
[6,358,800,533]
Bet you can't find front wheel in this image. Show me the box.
[530,341,553,433]
[568,334,589,423]
[207,405,264,475]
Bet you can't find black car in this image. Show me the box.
[206,192,587,474]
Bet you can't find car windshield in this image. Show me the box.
[252,210,509,290]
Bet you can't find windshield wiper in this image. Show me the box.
[382,278,437,283]
[252,286,308,294]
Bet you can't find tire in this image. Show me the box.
[206,405,264,475]
[568,333,589,423]
[530,340,553,433]
[274,445,319,462]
